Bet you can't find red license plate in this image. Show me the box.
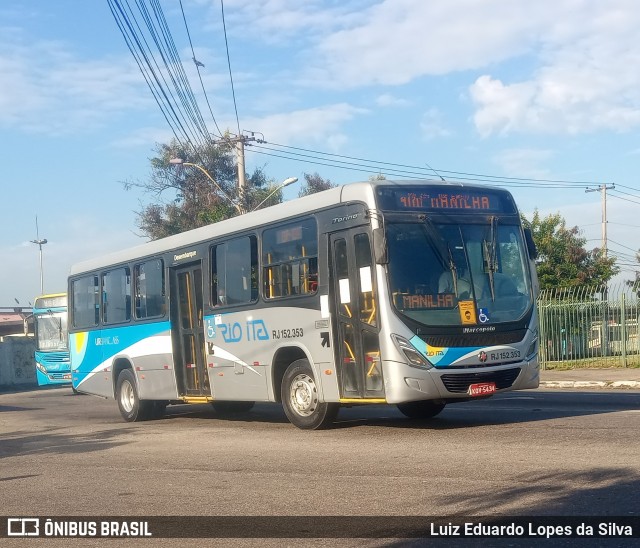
[468,382,496,396]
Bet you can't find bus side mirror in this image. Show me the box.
[524,228,538,260]
[23,314,34,337]
[373,228,388,264]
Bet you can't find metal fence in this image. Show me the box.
[537,284,640,369]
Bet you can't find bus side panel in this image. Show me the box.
[204,306,339,402]
[71,321,177,400]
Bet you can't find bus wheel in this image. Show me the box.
[281,359,338,430]
[397,400,446,419]
[116,369,151,422]
[211,401,255,414]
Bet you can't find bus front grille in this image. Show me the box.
[440,368,521,393]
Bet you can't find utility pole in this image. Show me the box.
[585,183,615,258]
[585,183,615,358]
[211,132,259,213]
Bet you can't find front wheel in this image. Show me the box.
[281,359,338,430]
[397,400,446,419]
[115,369,152,422]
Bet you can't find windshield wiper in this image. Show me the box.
[483,216,498,301]
[422,219,457,292]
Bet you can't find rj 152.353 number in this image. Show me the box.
[272,328,304,339]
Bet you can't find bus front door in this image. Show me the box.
[330,231,384,400]
[171,263,209,397]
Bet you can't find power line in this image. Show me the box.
[108,0,214,158]
[609,239,639,253]
[179,0,223,138]
[245,140,608,189]
[609,188,640,206]
[220,0,241,137]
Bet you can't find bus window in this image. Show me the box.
[102,267,131,324]
[263,218,318,299]
[211,235,258,306]
[134,259,165,318]
[72,275,99,328]
[355,233,377,327]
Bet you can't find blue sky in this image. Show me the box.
[2,0,640,306]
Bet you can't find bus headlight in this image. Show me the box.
[525,330,538,360]
[391,334,433,369]
[36,363,47,374]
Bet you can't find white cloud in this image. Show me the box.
[0,31,150,135]
[375,94,411,108]
[210,0,364,42]
[313,0,544,87]
[239,103,367,146]
[420,108,451,140]
[493,148,554,179]
[470,1,640,135]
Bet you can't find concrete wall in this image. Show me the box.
[0,336,36,388]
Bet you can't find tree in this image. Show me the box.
[522,209,618,291]
[368,173,387,181]
[124,138,269,240]
[298,172,336,197]
[627,251,640,295]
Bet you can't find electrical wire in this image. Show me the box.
[179,0,223,138]
[220,0,241,137]
[245,140,603,189]
[108,0,215,159]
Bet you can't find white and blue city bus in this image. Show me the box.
[69,180,539,429]
[32,293,71,386]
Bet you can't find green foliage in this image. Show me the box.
[298,172,336,197]
[124,138,268,240]
[522,209,619,292]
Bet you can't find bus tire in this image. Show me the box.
[116,369,152,422]
[281,359,338,430]
[397,400,446,419]
[211,401,255,414]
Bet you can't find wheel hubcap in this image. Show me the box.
[289,373,318,417]
[121,380,135,413]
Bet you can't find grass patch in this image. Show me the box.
[542,356,640,370]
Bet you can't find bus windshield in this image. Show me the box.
[387,219,532,326]
[35,312,68,351]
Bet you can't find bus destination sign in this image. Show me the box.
[376,185,516,214]
[399,191,493,211]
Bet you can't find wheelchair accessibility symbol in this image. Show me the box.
[478,308,490,324]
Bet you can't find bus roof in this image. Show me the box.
[69,179,508,276]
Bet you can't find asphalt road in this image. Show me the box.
[1,386,639,547]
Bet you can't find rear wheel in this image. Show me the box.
[397,400,446,419]
[281,359,338,430]
[116,369,152,422]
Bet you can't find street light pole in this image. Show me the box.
[30,216,47,295]
[170,159,298,215]
[251,177,298,211]
[169,158,243,214]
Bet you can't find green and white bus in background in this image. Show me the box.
[69,180,539,429]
